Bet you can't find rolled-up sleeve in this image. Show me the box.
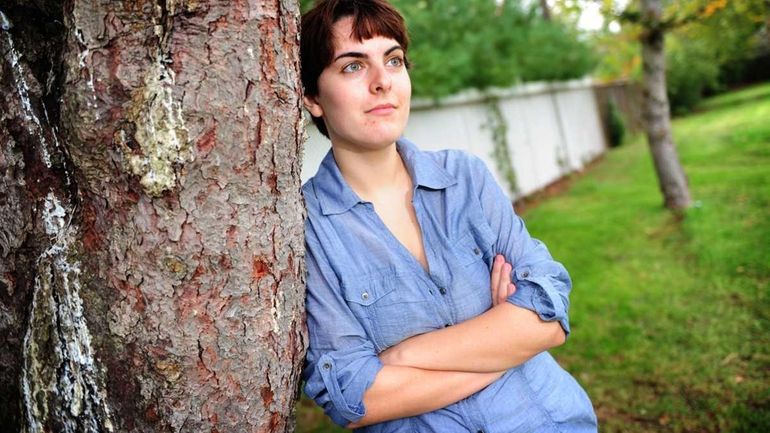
[469,156,572,334]
[302,225,384,427]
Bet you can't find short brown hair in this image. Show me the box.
[301,0,410,138]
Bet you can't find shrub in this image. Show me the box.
[607,100,626,148]
[401,0,596,98]
[665,36,720,114]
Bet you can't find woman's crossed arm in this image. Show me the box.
[348,366,504,428]
[350,256,565,428]
[381,254,566,373]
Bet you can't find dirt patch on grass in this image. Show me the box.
[514,155,606,215]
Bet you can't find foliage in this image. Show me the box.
[677,0,766,67]
[399,0,597,97]
[665,34,721,114]
[592,30,642,81]
[482,97,518,195]
[300,0,597,98]
[592,0,769,112]
[299,0,315,11]
[666,0,768,111]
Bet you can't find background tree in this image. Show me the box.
[540,0,553,20]
[1,1,306,432]
[608,0,768,209]
[594,0,770,112]
[634,0,693,209]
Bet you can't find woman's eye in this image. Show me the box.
[387,56,404,67]
[342,62,363,73]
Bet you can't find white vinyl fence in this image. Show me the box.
[301,78,607,200]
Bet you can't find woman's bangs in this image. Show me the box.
[350,11,408,49]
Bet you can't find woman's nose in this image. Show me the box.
[369,64,392,94]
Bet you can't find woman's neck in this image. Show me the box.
[331,142,411,202]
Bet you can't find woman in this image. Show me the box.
[300,1,598,432]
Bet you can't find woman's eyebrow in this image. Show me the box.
[384,45,403,56]
[333,51,366,62]
[333,45,403,62]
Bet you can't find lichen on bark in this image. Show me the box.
[22,193,115,433]
[119,60,192,197]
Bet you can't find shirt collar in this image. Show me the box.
[397,138,457,190]
[313,138,457,216]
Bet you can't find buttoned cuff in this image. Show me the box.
[313,352,384,426]
[506,263,571,335]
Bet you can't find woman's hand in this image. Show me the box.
[491,254,516,306]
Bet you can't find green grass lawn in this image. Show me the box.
[529,82,770,433]
[295,83,770,433]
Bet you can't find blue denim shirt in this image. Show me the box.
[302,139,597,433]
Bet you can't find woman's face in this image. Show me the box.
[304,16,412,152]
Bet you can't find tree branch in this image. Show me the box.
[619,0,730,32]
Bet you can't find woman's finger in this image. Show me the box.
[507,282,516,298]
[498,262,512,306]
[490,255,503,305]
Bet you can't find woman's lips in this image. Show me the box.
[366,104,396,115]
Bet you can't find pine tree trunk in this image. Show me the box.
[639,0,692,210]
[1,1,307,432]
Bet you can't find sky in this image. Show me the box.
[577,1,606,31]
[578,0,629,32]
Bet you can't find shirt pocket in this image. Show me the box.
[340,272,439,351]
[453,231,489,266]
[452,215,497,264]
[447,230,496,322]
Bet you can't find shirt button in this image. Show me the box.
[521,271,529,278]
[361,292,370,301]
[473,247,481,255]
[322,363,331,370]
[439,287,447,295]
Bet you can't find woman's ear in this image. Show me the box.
[303,94,324,118]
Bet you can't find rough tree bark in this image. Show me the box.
[639,0,692,210]
[1,1,306,432]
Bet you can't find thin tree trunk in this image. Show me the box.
[540,0,552,21]
[639,0,692,210]
[1,1,306,432]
